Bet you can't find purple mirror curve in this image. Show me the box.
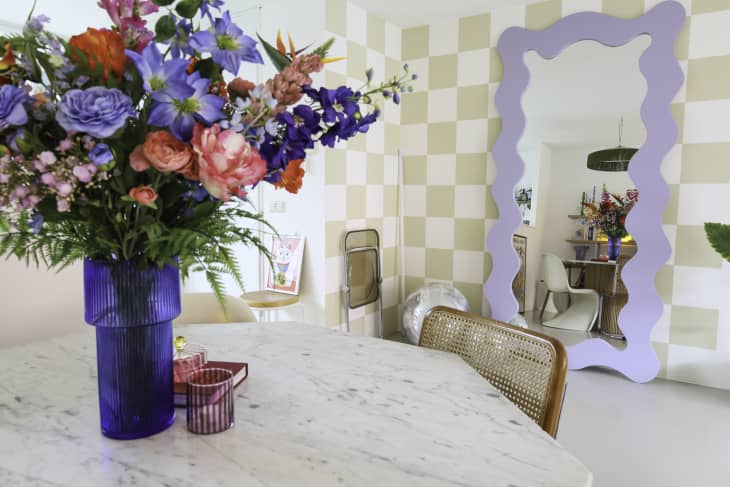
[484,1,686,383]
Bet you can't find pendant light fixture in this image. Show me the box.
[586,117,637,172]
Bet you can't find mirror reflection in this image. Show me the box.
[514,36,650,347]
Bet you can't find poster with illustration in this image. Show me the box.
[265,235,305,295]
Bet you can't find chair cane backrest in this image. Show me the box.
[543,254,571,293]
[419,306,568,437]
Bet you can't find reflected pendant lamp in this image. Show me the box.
[587,118,637,172]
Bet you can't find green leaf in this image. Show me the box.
[0,217,9,233]
[152,0,175,5]
[155,15,177,42]
[313,37,335,58]
[175,0,202,18]
[257,34,292,72]
[705,223,730,262]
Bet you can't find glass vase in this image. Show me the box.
[607,236,622,261]
[84,258,181,440]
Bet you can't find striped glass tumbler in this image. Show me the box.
[186,368,235,434]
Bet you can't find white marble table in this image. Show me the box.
[0,322,592,486]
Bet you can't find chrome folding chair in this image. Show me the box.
[343,229,383,337]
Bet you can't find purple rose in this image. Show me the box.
[89,143,114,166]
[56,87,136,139]
[0,85,29,131]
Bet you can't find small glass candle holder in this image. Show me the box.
[173,336,207,384]
[186,368,235,434]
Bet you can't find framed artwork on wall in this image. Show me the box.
[265,235,305,295]
[512,234,527,314]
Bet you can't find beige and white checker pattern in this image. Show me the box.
[323,0,402,337]
[398,0,730,389]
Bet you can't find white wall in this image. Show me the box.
[0,260,88,347]
[518,144,552,311]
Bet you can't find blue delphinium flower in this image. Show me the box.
[0,85,30,131]
[189,11,263,74]
[56,87,135,138]
[126,43,193,96]
[89,143,114,166]
[148,71,225,141]
[259,105,322,182]
[302,85,359,124]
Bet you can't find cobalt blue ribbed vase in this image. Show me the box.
[83,258,181,440]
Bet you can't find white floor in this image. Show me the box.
[524,310,730,487]
[558,368,730,487]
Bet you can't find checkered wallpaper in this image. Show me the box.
[398,0,730,390]
[323,0,402,337]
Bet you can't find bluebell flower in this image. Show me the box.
[164,15,194,59]
[126,43,192,96]
[189,11,263,74]
[148,71,225,141]
[89,143,114,166]
[23,15,50,35]
[199,0,224,21]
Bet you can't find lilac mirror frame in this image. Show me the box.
[484,1,686,383]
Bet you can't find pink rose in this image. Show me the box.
[129,144,151,172]
[128,185,158,206]
[142,131,194,173]
[191,123,267,201]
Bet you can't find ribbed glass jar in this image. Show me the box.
[84,258,181,440]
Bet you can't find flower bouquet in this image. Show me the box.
[0,0,413,439]
[583,187,638,260]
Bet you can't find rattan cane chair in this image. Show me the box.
[419,306,568,437]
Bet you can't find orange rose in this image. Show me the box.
[68,28,127,81]
[274,159,305,194]
[143,131,194,173]
[129,144,151,172]
[128,185,158,206]
[0,43,15,71]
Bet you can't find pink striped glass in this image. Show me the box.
[186,368,235,434]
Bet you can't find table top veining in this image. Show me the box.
[0,322,592,487]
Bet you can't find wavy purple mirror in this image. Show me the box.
[484,1,685,382]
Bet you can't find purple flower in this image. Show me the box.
[73,163,97,183]
[149,72,225,141]
[164,15,194,59]
[199,0,224,21]
[23,14,50,35]
[56,87,136,138]
[126,43,193,96]
[0,85,30,131]
[302,85,359,124]
[89,143,114,166]
[189,11,263,74]
[29,213,44,234]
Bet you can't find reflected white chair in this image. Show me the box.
[175,293,257,324]
[540,254,599,331]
